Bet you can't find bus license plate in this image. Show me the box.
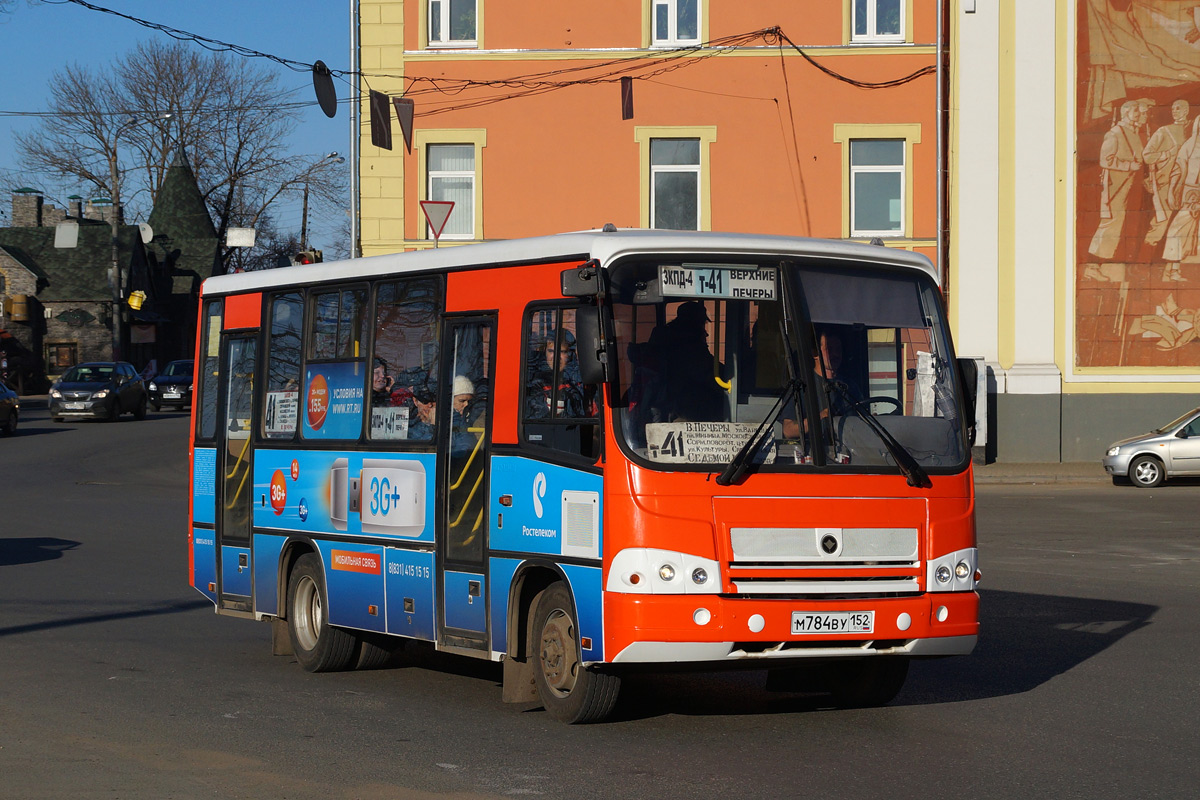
[791,611,874,635]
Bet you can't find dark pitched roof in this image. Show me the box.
[0,224,145,302]
[0,243,51,285]
[148,149,217,242]
[147,148,219,284]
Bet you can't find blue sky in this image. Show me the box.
[0,0,352,252]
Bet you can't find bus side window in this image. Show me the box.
[196,300,223,442]
[521,304,600,460]
[369,277,442,443]
[262,292,303,440]
[302,285,368,441]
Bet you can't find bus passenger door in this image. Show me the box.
[437,317,496,653]
[215,334,257,613]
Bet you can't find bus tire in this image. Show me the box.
[531,582,620,724]
[355,637,397,670]
[286,553,358,672]
[826,658,909,708]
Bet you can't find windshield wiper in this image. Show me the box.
[715,377,804,486]
[827,381,932,489]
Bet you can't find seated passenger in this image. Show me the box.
[526,330,589,419]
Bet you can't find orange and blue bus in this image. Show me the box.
[188,229,979,723]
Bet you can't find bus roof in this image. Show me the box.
[201,229,939,297]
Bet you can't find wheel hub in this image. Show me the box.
[539,610,577,695]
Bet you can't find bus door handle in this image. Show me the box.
[468,580,481,603]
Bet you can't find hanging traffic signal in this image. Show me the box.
[294,250,323,265]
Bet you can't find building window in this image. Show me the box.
[428,0,477,48]
[45,342,78,371]
[651,139,700,231]
[427,144,475,240]
[652,0,700,47]
[635,126,716,231]
[852,0,904,43]
[850,139,905,237]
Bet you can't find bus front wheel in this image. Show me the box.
[286,553,359,672]
[531,582,620,724]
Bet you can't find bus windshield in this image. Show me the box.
[609,257,968,474]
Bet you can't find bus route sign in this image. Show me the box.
[658,264,777,301]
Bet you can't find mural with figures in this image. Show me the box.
[1079,0,1200,367]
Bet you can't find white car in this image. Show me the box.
[1103,407,1200,488]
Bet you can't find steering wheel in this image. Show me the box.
[858,396,903,416]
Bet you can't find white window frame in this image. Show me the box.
[834,123,920,240]
[635,126,716,231]
[426,145,475,241]
[426,0,478,49]
[849,139,905,238]
[414,129,486,243]
[651,0,702,48]
[851,0,906,44]
[651,138,700,231]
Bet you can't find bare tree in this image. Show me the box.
[16,40,345,274]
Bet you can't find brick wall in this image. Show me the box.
[44,301,114,372]
[11,193,42,227]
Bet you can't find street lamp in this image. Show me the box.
[107,112,172,362]
[300,151,345,251]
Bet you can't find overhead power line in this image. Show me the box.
[40,2,934,98]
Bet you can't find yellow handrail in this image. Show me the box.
[224,435,250,479]
[448,427,486,490]
[449,470,485,527]
[223,456,252,510]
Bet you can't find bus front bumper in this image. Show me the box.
[605,591,978,664]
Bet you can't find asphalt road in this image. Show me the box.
[1,406,1197,799]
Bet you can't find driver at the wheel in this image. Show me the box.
[782,327,859,439]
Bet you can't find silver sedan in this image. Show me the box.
[1103,407,1200,487]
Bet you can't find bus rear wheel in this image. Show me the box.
[826,658,910,708]
[287,553,359,672]
[531,582,620,724]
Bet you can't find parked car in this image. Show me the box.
[1103,407,1200,487]
[148,359,194,411]
[0,381,18,435]
[49,362,148,422]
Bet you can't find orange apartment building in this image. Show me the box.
[355,1,945,272]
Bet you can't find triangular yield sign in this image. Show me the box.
[419,200,455,240]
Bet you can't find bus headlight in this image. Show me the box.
[607,548,721,595]
[927,548,978,592]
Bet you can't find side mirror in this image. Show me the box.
[956,357,979,446]
[575,305,607,385]
[561,263,600,298]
